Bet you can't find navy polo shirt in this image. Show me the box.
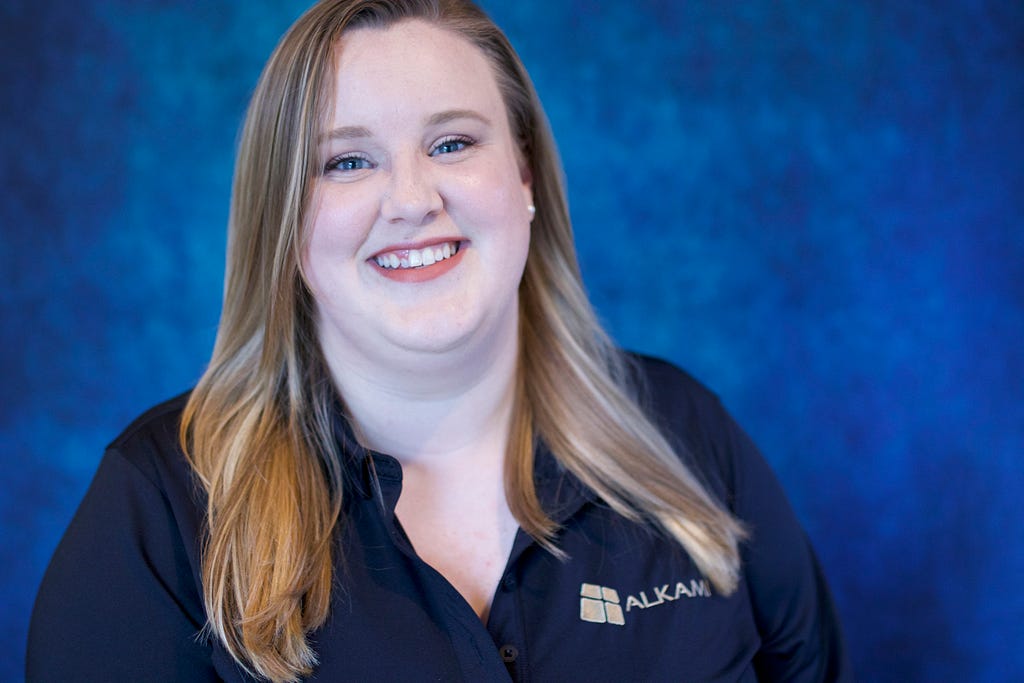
[28,355,852,681]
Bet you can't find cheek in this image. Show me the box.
[301,226,328,297]
[303,195,376,286]
[451,164,531,228]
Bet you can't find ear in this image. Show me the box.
[519,152,533,183]
[519,162,533,209]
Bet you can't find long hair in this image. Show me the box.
[181,1,747,680]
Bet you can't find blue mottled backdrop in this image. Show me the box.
[2,1,1022,680]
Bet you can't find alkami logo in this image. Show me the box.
[579,578,712,626]
[579,583,625,625]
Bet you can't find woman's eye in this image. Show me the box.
[430,136,473,157]
[324,155,373,173]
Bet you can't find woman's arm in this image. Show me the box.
[725,416,853,682]
[27,446,220,682]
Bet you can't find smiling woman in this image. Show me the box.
[27,1,851,682]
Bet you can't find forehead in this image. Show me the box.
[328,19,506,126]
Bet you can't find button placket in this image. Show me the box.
[487,561,529,679]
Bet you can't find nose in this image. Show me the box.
[380,154,443,225]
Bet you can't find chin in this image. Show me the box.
[387,320,477,354]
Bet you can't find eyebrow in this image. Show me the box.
[320,125,372,142]
[320,109,491,142]
[426,108,491,127]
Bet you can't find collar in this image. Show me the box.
[531,441,600,525]
[330,407,399,505]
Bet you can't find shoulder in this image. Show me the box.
[88,391,205,539]
[110,390,191,449]
[625,352,744,502]
[625,352,725,420]
[105,391,193,489]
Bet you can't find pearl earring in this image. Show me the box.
[527,204,536,220]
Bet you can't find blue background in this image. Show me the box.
[2,1,1022,680]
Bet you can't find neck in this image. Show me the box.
[324,314,520,468]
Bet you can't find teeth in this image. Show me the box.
[374,241,460,270]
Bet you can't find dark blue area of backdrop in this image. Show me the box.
[2,1,1022,680]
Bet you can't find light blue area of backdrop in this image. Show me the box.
[2,1,1022,680]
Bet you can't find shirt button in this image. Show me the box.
[501,573,517,591]
[500,644,519,663]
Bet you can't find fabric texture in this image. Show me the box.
[27,354,850,682]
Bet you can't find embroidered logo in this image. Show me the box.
[623,579,712,612]
[580,578,713,626]
[579,583,626,625]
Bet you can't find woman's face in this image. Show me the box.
[303,20,533,371]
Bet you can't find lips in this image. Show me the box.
[372,241,461,270]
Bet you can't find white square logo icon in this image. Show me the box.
[580,583,625,626]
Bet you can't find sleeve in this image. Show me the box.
[724,414,854,682]
[26,448,220,682]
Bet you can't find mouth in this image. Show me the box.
[371,240,462,270]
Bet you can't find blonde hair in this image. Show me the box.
[181,1,746,680]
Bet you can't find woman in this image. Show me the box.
[28,0,851,681]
